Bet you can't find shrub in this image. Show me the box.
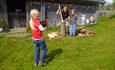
[0,20,6,28]
[0,20,9,32]
[110,14,115,19]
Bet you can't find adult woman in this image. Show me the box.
[56,5,70,35]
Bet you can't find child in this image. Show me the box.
[69,9,78,36]
[29,9,48,66]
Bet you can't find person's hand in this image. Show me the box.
[45,19,48,25]
[41,19,48,27]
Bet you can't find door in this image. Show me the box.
[6,0,26,28]
[8,12,26,28]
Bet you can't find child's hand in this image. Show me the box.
[42,24,47,27]
[45,19,48,25]
[40,19,48,27]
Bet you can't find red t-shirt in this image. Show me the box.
[31,18,44,40]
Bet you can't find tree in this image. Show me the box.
[111,1,115,9]
[99,0,115,10]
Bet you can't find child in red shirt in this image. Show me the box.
[29,9,48,66]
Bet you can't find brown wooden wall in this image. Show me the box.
[0,0,99,29]
[26,1,98,26]
[26,1,41,27]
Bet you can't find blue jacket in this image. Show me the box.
[71,15,78,25]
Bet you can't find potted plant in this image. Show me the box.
[0,20,6,32]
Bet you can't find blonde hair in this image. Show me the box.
[29,9,39,30]
[30,9,39,18]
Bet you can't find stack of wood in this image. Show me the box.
[77,27,96,36]
[48,32,63,40]
[47,27,96,39]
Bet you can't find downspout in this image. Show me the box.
[41,0,46,21]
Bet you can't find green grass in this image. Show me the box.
[0,17,115,70]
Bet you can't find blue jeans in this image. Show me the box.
[69,24,77,36]
[33,38,47,64]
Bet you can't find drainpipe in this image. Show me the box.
[41,0,46,21]
[95,2,99,23]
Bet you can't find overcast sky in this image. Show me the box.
[105,0,114,4]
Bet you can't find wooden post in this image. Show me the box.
[26,0,30,27]
[95,3,99,23]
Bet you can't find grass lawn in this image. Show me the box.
[0,17,115,70]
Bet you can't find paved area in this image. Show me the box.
[0,28,31,38]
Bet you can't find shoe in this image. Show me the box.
[34,62,38,66]
[38,62,47,66]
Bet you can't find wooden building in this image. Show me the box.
[0,0,104,28]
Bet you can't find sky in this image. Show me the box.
[105,0,114,4]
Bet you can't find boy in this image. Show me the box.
[29,9,48,66]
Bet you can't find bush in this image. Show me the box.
[0,20,6,28]
[110,14,115,19]
[0,20,9,32]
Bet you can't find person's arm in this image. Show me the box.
[34,19,46,31]
[65,11,71,21]
[38,25,46,31]
[56,5,61,14]
[56,9,61,14]
[66,16,70,21]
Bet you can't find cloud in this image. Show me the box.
[105,0,113,4]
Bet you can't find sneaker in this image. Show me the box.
[34,62,38,66]
[38,62,47,66]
